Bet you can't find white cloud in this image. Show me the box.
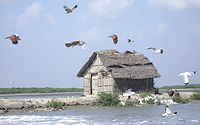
[4,3,56,29]
[148,0,200,10]
[157,23,167,33]
[15,3,42,28]
[88,0,132,18]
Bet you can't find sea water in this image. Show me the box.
[0,102,200,125]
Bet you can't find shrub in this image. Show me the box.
[191,93,200,100]
[146,98,155,105]
[97,92,120,106]
[124,100,135,107]
[48,100,64,109]
[172,96,189,104]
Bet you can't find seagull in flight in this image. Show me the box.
[146,47,163,54]
[108,34,118,44]
[178,71,196,85]
[128,39,134,43]
[161,106,177,117]
[5,34,21,45]
[65,41,87,49]
[63,5,77,14]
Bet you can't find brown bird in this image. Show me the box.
[108,34,118,44]
[128,39,134,43]
[63,5,77,14]
[65,41,86,49]
[5,34,21,45]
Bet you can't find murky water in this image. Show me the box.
[0,102,200,125]
[0,92,83,99]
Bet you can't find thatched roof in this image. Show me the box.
[77,50,160,79]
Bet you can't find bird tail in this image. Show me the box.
[174,112,177,114]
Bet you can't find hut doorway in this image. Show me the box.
[89,74,93,95]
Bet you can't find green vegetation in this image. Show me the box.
[191,93,200,100]
[160,84,200,89]
[97,92,120,106]
[0,87,83,94]
[47,100,64,109]
[172,96,189,103]
[139,93,152,98]
[146,98,156,105]
[124,100,135,107]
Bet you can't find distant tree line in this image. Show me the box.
[160,84,200,89]
[0,87,83,94]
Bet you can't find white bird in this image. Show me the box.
[146,47,163,54]
[178,71,196,85]
[123,89,135,99]
[161,106,177,117]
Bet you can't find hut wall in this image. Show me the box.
[83,55,115,96]
[115,78,154,94]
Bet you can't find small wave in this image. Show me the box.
[0,115,90,125]
[191,120,200,123]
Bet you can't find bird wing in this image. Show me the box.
[5,35,18,44]
[63,5,71,12]
[147,47,156,50]
[65,42,73,47]
[165,107,172,114]
[112,35,118,44]
[71,5,77,11]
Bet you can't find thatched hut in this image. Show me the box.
[77,50,160,96]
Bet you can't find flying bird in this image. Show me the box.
[5,34,21,45]
[128,39,134,43]
[146,47,163,54]
[178,71,196,85]
[108,34,118,44]
[63,5,77,14]
[161,106,177,117]
[65,41,87,49]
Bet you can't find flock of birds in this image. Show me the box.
[3,3,198,118]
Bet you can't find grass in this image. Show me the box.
[0,87,83,94]
[191,93,200,100]
[124,100,135,107]
[97,92,120,107]
[172,96,189,103]
[47,100,64,109]
[160,84,200,89]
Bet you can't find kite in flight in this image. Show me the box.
[108,34,118,44]
[63,5,78,14]
[5,34,21,45]
[65,41,87,49]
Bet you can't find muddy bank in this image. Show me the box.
[0,96,97,114]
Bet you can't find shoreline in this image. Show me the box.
[0,92,199,115]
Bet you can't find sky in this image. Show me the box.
[0,0,200,88]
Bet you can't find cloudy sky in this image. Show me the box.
[0,0,200,88]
